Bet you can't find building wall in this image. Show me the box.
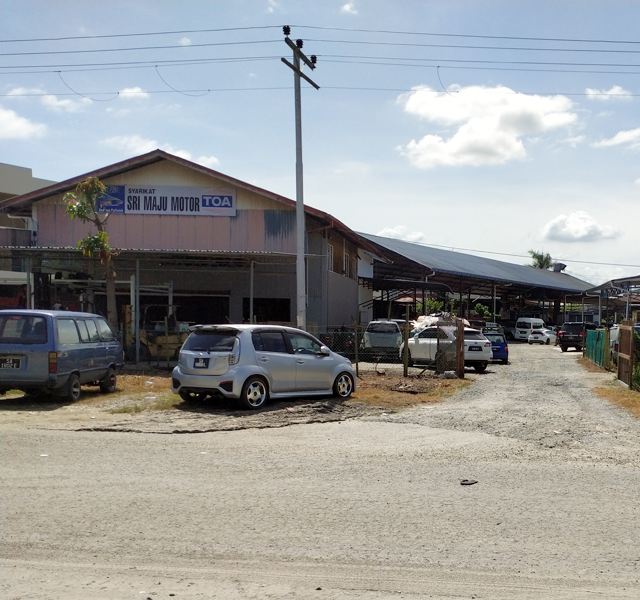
[0,163,55,229]
[33,161,297,253]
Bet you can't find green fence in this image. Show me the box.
[585,329,607,368]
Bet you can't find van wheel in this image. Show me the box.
[99,368,117,393]
[238,377,268,410]
[333,372,354,398]
[66,374,81,401]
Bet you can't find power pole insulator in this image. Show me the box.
[296,39,303,49]
[283,25,290,36]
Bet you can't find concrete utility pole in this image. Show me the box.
[281,26,319,330]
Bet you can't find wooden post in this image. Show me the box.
[456,319,465,379]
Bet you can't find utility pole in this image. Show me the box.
[281,26,319,330]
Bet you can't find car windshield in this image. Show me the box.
[484,333,505,343]
[183,330,237,352]
[0,315,48,344]
[367,322,399,334]
[464,330,486,341]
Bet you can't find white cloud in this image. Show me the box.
[397,85,577,168]
[41,94,92,112]
[562,135,585,147]
[341,2,358,14]
[377,225,426,244]
[179,37,191,46]
[266,0,280,13]
[585,85,632,101]
[541,211,620,243]
[118,87,149,99]
[592,128,640,150]
[0,106,47,139]
[6,87,46,96]
[101,135,220,168]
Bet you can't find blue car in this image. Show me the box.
[483,331,509,364]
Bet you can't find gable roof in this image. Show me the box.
[359,232,594,295]
[0,149,382,258]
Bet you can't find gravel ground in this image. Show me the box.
[2,343,640,599]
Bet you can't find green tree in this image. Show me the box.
[64,177,118,331]
[528,249,555,270]
[474,303,490,319]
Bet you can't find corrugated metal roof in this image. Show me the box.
[359,233,594,293]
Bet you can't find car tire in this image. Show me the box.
[65,374,81,401]
[238,376,268,410]
[333,372,354,399]
[545,338,551,345]
[575,346,582,352]
[99,367,117,393]
[178,390,208,402]
[502,359,509,365]
[561,346,568,352]
[528,341,533,345]
[473,362,488,373]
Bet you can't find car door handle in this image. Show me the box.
[296,359,306,364]
[258,356,268,362]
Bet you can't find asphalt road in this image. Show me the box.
[2,343,640,599]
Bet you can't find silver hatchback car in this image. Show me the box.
[171,324,356,409]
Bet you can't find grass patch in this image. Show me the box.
[593,385,640,418]
[578,356,610,373]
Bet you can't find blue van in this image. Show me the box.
[0,310,124,401]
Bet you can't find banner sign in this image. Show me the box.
[97,185,236,217]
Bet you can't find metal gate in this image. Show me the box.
[617,321,635,388]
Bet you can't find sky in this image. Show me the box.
[1,0,639,286]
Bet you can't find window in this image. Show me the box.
[57,319,80,345]
[343,253,350,278]
[251,331,288,353]
[327,244,334,272]
[96,318,115,341]
[76,320,90,342]
[0,315,47,345]
[289,332,322,355]
[183,331,237,352]
[85,319,101,342]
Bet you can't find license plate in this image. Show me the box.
[469,346,481,351]
[0,358,21,369]
[193,357,209,368]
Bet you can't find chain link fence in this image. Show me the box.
[319,320,464,379]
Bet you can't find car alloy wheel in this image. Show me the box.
[239,376,268,409]
[333,372,354,398]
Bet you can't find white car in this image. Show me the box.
[400,326,492,373]
[172,324,355,409]
[528,328,557,345]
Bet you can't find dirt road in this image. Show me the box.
[2,344,639,599]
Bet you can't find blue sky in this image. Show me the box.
[2,0,639,285]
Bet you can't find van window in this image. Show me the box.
[96,318,115,342]
[57,319,80,344]
[516,321,531,329]
[0,315,48,345]
[76,320,90,342]
[367,322,400,334]
[85,319,101,342]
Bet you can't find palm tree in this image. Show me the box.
[528,250,555,270]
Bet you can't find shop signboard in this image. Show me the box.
[97,185,236,217]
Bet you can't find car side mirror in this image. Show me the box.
[319,345,330,356]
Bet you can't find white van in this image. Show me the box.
[514,318,546,341]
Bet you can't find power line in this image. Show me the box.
[1,25,281,43]
[407,241,640,269]
[4,23,639,46]
[293,24,640,46]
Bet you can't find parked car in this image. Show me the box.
[361,320,406,360]
[482,331,509,363]
[0,309,124,400]
[514,318,546,341]
[400,326,492,373]
[528,328,557,345]
[171,324,355,409]
[557,322,595,352]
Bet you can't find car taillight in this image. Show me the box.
[579,332,584,337]
[228,352,239,365]
[505,345,508,351]
[48,351,57,373]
